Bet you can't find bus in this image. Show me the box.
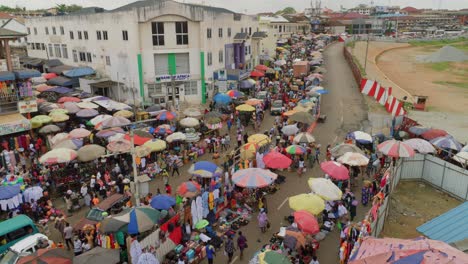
[0,215,39,256]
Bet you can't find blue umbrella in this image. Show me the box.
[150,195,176,210]
[408,126,429,136]
[315,89,329,95]
[430,136,462,151]
[213,93,232,104]
[188,161,223,178]
[64,66,95,78]
[0,184,21,200]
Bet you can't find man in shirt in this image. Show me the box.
[73,236,82,256]
[63,223,74,250]
[205,242,216,264]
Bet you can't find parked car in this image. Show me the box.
[270,100,284,115]
[74,193,127,231]
[0,215,39,256]
[1,233,52,264]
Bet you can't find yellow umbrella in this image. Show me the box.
[293,105,312,113]
[240,142,258,160]
[114,110,134,118]
[49,108,69,115]
[288,193,325,215]
[245,98,262,106]
[283,110,298,117]
[31,115,52,127]
[248,134,271,147]
[135,145,152,157]
[76,102,99,109]
[236,104,256,112]
[143,139,167,152]
[49,113,69,122]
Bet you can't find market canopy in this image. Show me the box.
[63,66,95,78]
[49,65,75,74]
[188,161,223,178]
[47,76,77,87]
[0,71,15,81]
[13,69,41,79]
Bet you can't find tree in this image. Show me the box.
[275,7,297,15]
[55,4,82,13]
[0,5,24,12]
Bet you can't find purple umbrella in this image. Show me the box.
[48,86,73,94]
[63,102,81,114]
[96,127,125,138]
[76,109,99,118]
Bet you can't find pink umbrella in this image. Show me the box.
[57,97,81,103]
[320,161,349,180]
[377,140,415,158]
[263,151,292,169]
[293,210,319,235]
[107,139,132,153]
[232,168,277,188]
[69,128,91,139]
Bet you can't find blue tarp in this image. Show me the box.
[47,76,77,87]
[13,69,41,79]
[63,66,95,78]
[0,71,16,81]
[0,184,21,200]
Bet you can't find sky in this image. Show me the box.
[5,0,468,14]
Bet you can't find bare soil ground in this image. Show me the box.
[381,181,462,239]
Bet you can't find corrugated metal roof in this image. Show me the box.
[417,201,468,244]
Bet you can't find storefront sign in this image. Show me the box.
[155,74,191,83]
[18,100,38,114]
[0,119,31,136]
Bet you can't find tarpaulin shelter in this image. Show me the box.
[0,71,15,81]
[47,76,78,87]
[64,66,95,78]
[13,69,41,79]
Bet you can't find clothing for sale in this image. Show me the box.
[96,233,120,249]
[23,186,44,202]
[208,192,214,210]
[191,200,199,229]
[201,192,209,218]
[0,193,22,211]
[196,196,203,221]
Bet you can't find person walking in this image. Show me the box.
[225,235,236,263]
[63,223,74,250]
[257,208,269,233]
[237,132,242,148]
[315,146,321,165]
[206,242,216,264]
[171,159,180,177]
[237,231,247,260]
[73,236,82,256]
[310,256,320,264]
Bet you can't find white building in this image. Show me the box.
[0,12,28,47]
[25,0,262,106]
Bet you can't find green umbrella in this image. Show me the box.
[259,250,292,264]
[195,219,209,229]
[31,115,52,124]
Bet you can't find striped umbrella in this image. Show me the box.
[188,161,223,178]
[107,139,132,153]
[288,193,325,215]
[347,131,373,144]
[17,248,72,264]
[108,207,161,235]
[248,134,271,147]
[150,195,176,210]
[177,181,202,197]
[69,128,91,139]
[156,111,177,121]
[232,168,278,188]
[320,161,350,180]
[226,90,244,98]
[404,138,436,154]
[308,178,342,201]
[293,132,316,144]
[430,136,462,151]
[153,124,174,135]
[39,148,77,164]
[286,145,307,155]
[96,127,125,138]
[377,140,415,158]
[240,142,258,160]
[143,139,167,152]
[337,152,369,166]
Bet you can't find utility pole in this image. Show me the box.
[129,128,140,206]
[364,34,370,72]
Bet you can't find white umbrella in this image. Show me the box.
[348,131,372,144]
[293,132,316,144]
[307,178,342,201]
[337,152,369,166]
[50,132,69,145]
[404,138,436,154]
[77,102,99,109]
[180,117,200,128]
[281,124,299,136]
[453,152,468,166]
[90,114,112,125]
[166,132,186,143]
[183,108,202,117]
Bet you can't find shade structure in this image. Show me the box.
[153,124,174,135]
[107,139,132,153]
[289,111,315,124]
[232,168,278,188]
[73,247,120,264]
[250,70,265,77]
[348,131,373,144]
[49,113,69,122]
[52,139,82,150]
[226,90,244,98]
[409,125,430,136]
[213,93,232,104]
[166,132,186,142]
[95,127,125,138]
[50,133,69,145]
[76,108,99,118]
[39,124,61,134]
[404,138,436,154]
[286,145,307,155]
[89,114,112,125]
[35,84,53,92]
[263,151,292,169]
[113,110,134,118]
[143,139,167,152]
[188,161,223,178]
[95,116,131,130]
[283,110,298,116]
[177,181,202,198]
[430,136,462,151]
[288,193,325,215]
[157,111,177,121]
[307,178,343,201]
[17,248,72,264]
[145,104,162,112]
[76,101,99,109]
[39,148,77,164]
[195,219,209,230]
[320,161,350,180]
[49,108,69,115]
[377,140,415,158]
[77,144,106,162]
[421,128,448,140]
[240,142,258,160]
[293,105,312,113]
[245,98,263,106]
[69,128,91,139]
[63,66,95,78]
[293,210,319,235]
[108,134,125,142]
[204,111,223,119]
[236,104,256,112]
[57,96,80,103]
[180,117,200,127]
[330,143,364,157]
[255,64,269,71]
[293,132,316,144]
[337,152,370,166]
[0,185,21,200]
[124,132,153,146]
[63,102,81,114]
[258,250,292,264]
[453,152,468,165]
[282,124,299,136]
[248,134,271,147]
[134,145,152,158]
[150,195,176,210]
[183,107,202,117]
[31,115,52,125]
[109,207,160,235]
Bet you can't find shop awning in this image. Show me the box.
[0,113,31,136]
[13,69,42,79]
[23,58,44,67]
[44,59,63,68]
[49,65,75,74]
[63,66,95,78]
[252,31,267,39]
[0,71,16,81]
[92,99,131,111]
[47,76,77,87]
[89,80,121,89]
[234,32,249,42]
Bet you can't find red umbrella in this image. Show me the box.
[293,210,319,235]
[421,129,448,140]
[124,132,153,145]
[43,72,58,80]
[377,140,415,158]
[57,96,81,103]
[177,181,201,198]
[320,161,349,180]
[255,64,269,71]
[250,70,265,77]
[17,248,72,264]
[263,151,292,169]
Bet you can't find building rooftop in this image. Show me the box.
[233,32,249,40]
[0,28,27,39]
[0,12,14,19]
[251,31,267,38]
[402,6,420,13]
[111,0,236,14]
[259,15,289,23]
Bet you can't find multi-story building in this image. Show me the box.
[0,12,28,47]
[25,0,263,105]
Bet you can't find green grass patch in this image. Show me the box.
[346,41,356,48]
[434,81,468,89]
[352,55,366,77]
[409,37,467,47]
[430,62,451,71]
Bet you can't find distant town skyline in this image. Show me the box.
[4,0,468,14]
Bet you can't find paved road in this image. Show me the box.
[50,42,368,264]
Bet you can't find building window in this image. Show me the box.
[86,52,92,62]
[175,22,188,45]
[241,28,243,33]
[60,26,64,35]
[151,22,165,46]
[207,52,212,66]
[73,50,78,62]
[48,44,53,57]
[84,31,88,40]
[207,28,212,39]
[45,27,49,35]
[279,25,282,33]
[103,31,108,40]
[122,30,128,41]
[105,56,111,66]
[96,31,102,40]
[218,28,223,37]
[218,50,223,63]
[35,43,41,50]
[54,44,62,58]
[79,52,86,62]
[52,27,56,35]
[34,27,37,35]
[27,28,30,34]
[249,27,252,35]
[62,44,68,59]
[148,83,163,96]
[41,43,45,50]
[185,81,198,95]
[78,31,82,39]
[70,31,74,40]
[31,43,35,50]
[249,46,251,54]
[227,27,231,37]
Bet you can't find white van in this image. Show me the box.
[1,233,52,264]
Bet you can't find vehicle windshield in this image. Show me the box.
[86,209,104,221]
[2,250,19,264]
[272,101,283,107]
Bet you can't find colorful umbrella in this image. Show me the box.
[95,116,131,130]
[166,132,186,142]
[258,250,291,264]
[150,195,176,210]
[408,126,430,136]
[240,142,258,160]
[248,134,271,147]
[157,111,177,121]
[57,96,80,103]
[245,98,263,106]
[290,111,315,124]
[183,108,202,117]
[63,102,81,114]
[250,70,265,77]
[76,109,99,118]
[111,207,161,235]
[226,90,244,98]
[293,210,319,235]
[39,148,77,164]
[107,139,132,153]
[337,152,369,166]
[235,104,256,112]
[177,181,202,198]
[195,219,210,230]
[90,114,112,125]
[286,145,307,155]
[52,139,82,150]
[263,151,292,169]
[113,110,134,118]
[293,132,316,144]
[49,113,69,122]
[180,117,200,127]
[38,124,61,134]
[124,132,153,146]
[69,128,91,139]
[135,145,152,158]
[307,178,342,201]
[50,132,69,145]
[77,144,106,162]
[232,168,277,188]
[95,127,125,138]
[377,140,415,158]
[73,247,120,264]
[143,139,167,152]
[404,138,436,154]
[213,93,232,104]
[153,124,174,135]
[188,161,223,178]
[17,248,72,264]
[76,102,99,109]
[421,129,448,140]
[320,161,350,180]
[330,143,364,157]
[453,152,468,166]
[348,131,372,144]
[430,136,462,151]
[288,193,325,215]
[255,64,269,71]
